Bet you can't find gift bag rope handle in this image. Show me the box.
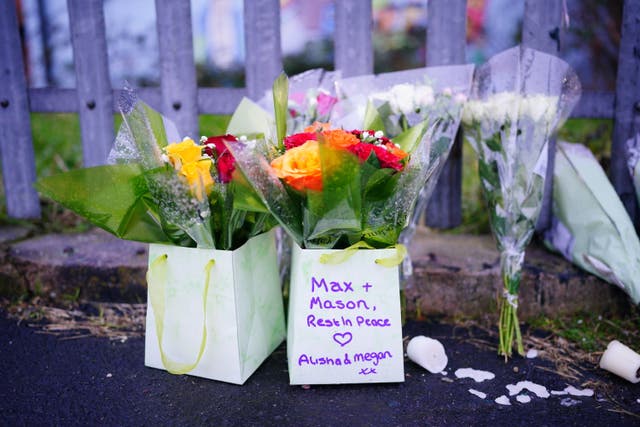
[319,242,407,267]
[147,254,215,375]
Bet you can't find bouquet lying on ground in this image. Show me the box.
[545,142,640,304]
[224,73,470,251]
[462,46,581,358]
[37,88,274,250]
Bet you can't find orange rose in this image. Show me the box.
[321,129,359,149]
[304,122,331,133]
[385,142,408,160]
[270,140,323,192]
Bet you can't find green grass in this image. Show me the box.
[529,308,640,353]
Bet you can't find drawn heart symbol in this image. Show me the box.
[333,332,353,347]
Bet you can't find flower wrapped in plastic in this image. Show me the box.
[461,46,581,358]
[331,65,473,138]
[36,88,285,384]
[38,87,274,250]
[227,74,471,251]
[228,74,473,384]
[545,142,640,304]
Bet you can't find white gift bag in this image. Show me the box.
[144,230,285,384]
[287,243,405,384]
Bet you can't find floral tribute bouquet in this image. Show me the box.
[37,88,285,384]
[461,46,581,358]
[230,76,452,251]
[225,73,471,384]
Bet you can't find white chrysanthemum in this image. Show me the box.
[462,99,483,124]
[488,92,520,124]
[414,85,435,108]
[522,94,558,122]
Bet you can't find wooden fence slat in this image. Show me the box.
[335,0,373,77]
[571,91,615,119]
[197,88,247,115]
[29,87,246,116]
[0,1,41,218]
[425,0,467,228]
[67,0,114,167]
[611,0,640,226]
[244,0,282,100]
[522,0,563,233]
[28,86,616,120]
[155,0,198,139]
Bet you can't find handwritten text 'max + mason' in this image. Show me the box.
[309,276,374,311]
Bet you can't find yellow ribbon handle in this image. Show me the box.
[319,242,407,268]
[374,244,407,267]
[147,254,215,375]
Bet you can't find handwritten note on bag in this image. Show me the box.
[287,245,404,384]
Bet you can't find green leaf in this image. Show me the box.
[227,97,273,138]
[272,72,289,150]
[478,159,500,190]
[362,100,385,132]
[364,168,399,201]
[393,120,428,154]
[485,134,502,152]
[142,102,169,147]
[303,143,361,247]
[36,164,171,244]
[229,174,270,213]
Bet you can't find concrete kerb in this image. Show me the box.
[0,226,632,319]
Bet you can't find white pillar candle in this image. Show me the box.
[406,335,448,374]
[599,340,640,383]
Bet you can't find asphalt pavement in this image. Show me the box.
[1,308,639,426]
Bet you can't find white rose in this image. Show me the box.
[390,83,416,115]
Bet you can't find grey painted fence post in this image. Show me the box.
[244,0,282,100]
[155,0,198,139]
[335,0,373,77]
[521,0,563,233]
[611,0,640,227]
[425,0,467,228]
[0,1,41,218]
[67,0,114,167]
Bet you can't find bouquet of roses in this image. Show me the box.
[224,74,461,251]
[462,46,581,358]
[37,88,274,250]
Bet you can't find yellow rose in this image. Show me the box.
[180,159,214,201]
[270,140,323,192]
[165,138,202,167]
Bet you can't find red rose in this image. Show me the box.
[372,145,403,171]
[204,134,237,183]
[284,132,317,150]
[348,142,375,162]
[348,142,404,171]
